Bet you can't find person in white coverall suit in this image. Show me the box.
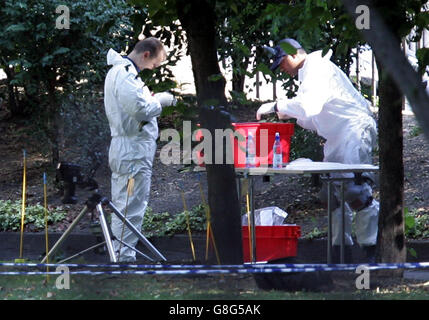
[257,39,379,262]
[104,38,176,262]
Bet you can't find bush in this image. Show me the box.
[1,0,136,111]
[405,208,429,239]
[142,205,207,237]
[0,199,66,231]
[289,120,325,161]
[0,0,139,163]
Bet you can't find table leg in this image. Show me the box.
[249,176,256,263]
[327,180,332,264]
[236,177,241,202]
[340,181,345,264]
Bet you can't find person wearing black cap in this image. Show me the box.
[257,38,379,263]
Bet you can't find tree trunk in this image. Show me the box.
[377,62,406,263]
[199,106,243,264]
[341,0,429,266]
[177,0,243,264]
[176,0,227,107]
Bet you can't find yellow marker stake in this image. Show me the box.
[198,182,220,265]
[208,221,221,265]
[118,177,134,262]
[179,190,196,261]
[17,150,27,262]
[43,173,50,282]
[198,182,211,260]
[204,209,211,261]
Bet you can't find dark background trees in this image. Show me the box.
[0,0,137,165]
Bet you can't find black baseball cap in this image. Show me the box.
[269,38,302,71]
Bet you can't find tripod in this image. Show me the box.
[41,193,167,264]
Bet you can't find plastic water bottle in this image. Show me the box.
[272,132,283,168]
[246,132,256,168]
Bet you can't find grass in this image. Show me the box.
[1,271,429,300]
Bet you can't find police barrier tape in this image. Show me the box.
[1,262,429,276]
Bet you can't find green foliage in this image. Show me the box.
[408,247,418,259]
[409,125,423,138]
[416,48,429,76]
[229,91,252,107]
[0,199,66,231]
[289,120,325,161]
[142,205,207,238]
[304,227,327,240]
[0,0,139,162]
[130,0,178,28]
[158,94,199,143]
[404,207,429,239]
[215,0,272,94]
[213,0,365,100]
[1,0,135,100]
[128,0,186,93]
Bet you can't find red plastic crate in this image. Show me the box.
[232,122,294,168]
[242,225,301,263]
[195,122,294,167]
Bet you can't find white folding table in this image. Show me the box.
[235,162,379,263]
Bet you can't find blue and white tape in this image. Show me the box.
[1,262,429,276]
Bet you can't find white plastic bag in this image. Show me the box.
[242,206,288,226]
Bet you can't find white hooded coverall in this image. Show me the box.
[276,50,379,247]
[104,49,162,261]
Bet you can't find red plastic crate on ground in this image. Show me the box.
[242,225,301,263]
[195,122,294,167]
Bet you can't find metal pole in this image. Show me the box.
[340,181,345,263]
[57,242,106,264]
[273,79,277,100]
[113,238,154,262]
[249,176,257,263]
[236,177,241,202]
[41,206,89,263]
[256,72,260,99]
[96,204,117,263]
[327,179,332,264]
[371,51,377,107]
[402,38,406,110]
[106,199,167,261]
[356,46,361,92]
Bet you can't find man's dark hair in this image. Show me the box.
[133,37,164,58]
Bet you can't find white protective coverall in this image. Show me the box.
[104,48,162,261]
[275,50,379,247]
[424,69,429,95]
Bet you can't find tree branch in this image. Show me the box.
[342,0,429,141]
